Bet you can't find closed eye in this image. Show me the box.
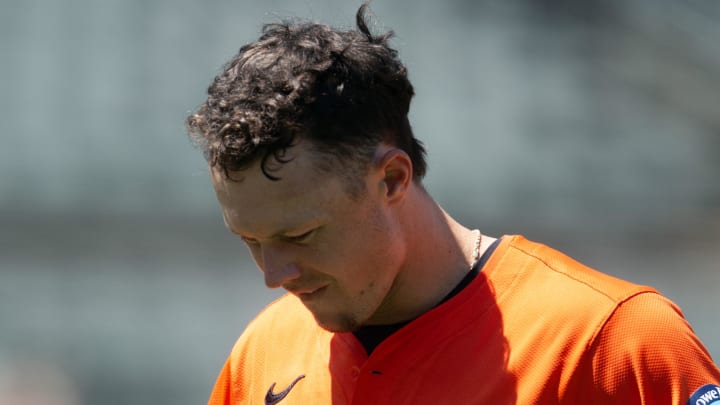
[241,236,260,246]
[283,228,317,244]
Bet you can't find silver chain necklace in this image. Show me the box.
[470,229,482,269]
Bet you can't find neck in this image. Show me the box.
[363,185,482,325]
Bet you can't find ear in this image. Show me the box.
[375,148,413,204]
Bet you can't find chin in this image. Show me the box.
[314,313,362,333]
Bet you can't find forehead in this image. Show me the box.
[210,143,352,237]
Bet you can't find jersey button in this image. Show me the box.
[350,366,361,379]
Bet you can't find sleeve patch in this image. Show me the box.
[688,384,720,405]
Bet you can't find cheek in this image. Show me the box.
[352,227,406,286]
[366,213,406,266]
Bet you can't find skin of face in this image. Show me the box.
[210,140,411,332]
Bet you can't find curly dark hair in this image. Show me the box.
[186,4,426,188]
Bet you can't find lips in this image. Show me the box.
[293,285,327,301]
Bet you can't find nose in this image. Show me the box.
[259,244,302,289]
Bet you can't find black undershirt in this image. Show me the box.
[353,237,502,355]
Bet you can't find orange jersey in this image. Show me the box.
[208,235,720,404]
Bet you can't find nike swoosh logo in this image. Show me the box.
[265,375,305,405]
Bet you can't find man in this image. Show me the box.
[187,5,720,404]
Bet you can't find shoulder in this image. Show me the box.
[209,296,339,404]
[497,235,655,308]
[222,293,319,371]
[593,291,712,357]
[494,236,720,401]
[233,294,316,351]
[245,293,311,331]
[585,292,720,402]
[223,294,325,384]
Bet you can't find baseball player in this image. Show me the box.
[186,5,720,404]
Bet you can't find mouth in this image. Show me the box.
[295,285,327,302]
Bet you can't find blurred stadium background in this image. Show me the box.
[1,0,718,404]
